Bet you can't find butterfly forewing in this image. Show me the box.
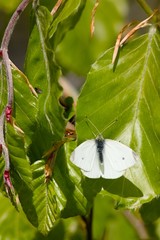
[70,140,97,171]
[104,140,136,171]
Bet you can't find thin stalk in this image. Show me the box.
[51,0,62,16]
[2,50,13,107]
[1,0,31,108]
[123,210,149,239]
[0,0,31,188]
[82,208,93,240]
[87,208,93,240]
[1,0,31,49]
[0,112,10,171]
[136,0,153,16]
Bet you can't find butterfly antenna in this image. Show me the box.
[85,116,98,138]
[85,116,118,137]
[101,119,118,135]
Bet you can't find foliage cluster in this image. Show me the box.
[0,0,160,239]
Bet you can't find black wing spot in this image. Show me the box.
[122,157,125,160]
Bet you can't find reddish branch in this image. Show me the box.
[90,0,99,37]
[51,0,63,16]
[123,210,149,239]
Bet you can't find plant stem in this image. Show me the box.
[51,0,63,16]
[82,208,93,240]
[87,208,93,240]
[1,0,31,49]
[0,112,10,171]
[0,0,31,186]
[1,0,31,107]
[123,210,149,239]
[136,0,153,16]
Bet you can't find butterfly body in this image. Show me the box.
[70,136,136,179]
[95,137,105,164]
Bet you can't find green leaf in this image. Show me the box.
[53,144,89,217]
[0,193,37,240]
[0,156,5,192]
[31,143,91,234]
[34,217,86,240]
[49,0,86,48]
[139,198,160,239]
[74,26,160,208]
[12,67,38,146]
[24,5,94,232]
[140,197,160,223]
[0,63,7,114]
[6,123,32,188]
[5,66,38,188]
[5,123,36,212]
[0,63,38,146]
[24,4,89,233]
[93,194,139,240]
[24,6,65,160]
[0,65,38,218]
[32,160,59,235]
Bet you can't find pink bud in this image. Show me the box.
[5,106,12,122]
[0,49,2,57]
[4,170,12,188]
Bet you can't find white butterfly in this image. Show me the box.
[70,135,137,179]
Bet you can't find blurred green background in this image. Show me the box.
[0,0,158,74]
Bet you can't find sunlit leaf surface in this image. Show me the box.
[75,26,160,208]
